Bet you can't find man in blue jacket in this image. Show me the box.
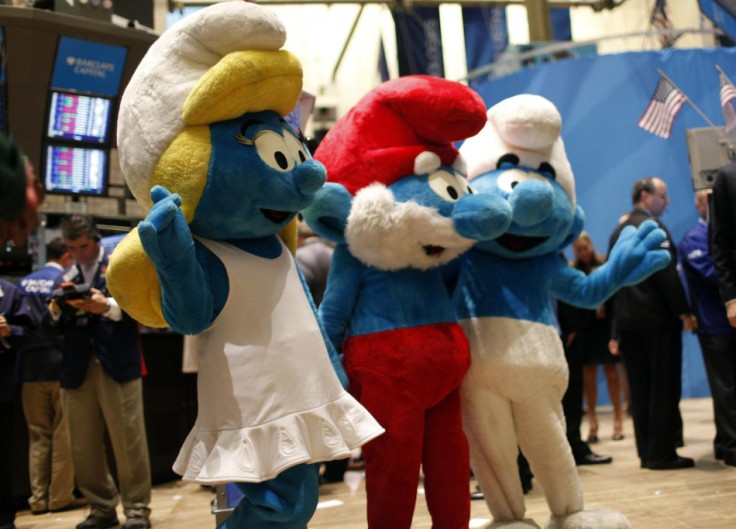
[679,189,736,467]
[50,215,152,529]
[17,237,81,514]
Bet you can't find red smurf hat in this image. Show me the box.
[314,75,487,195]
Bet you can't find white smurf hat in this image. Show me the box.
[459,94,576,205]
[117,0,302,209]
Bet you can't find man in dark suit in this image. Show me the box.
[711,161,736,326]
[706,162,736,466]
[50,215,152,529]
[608,177,697,470]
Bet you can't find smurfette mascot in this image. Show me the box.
[107,3,383,528]
[452,95,671,529]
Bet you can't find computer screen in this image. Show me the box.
[43,144,108,196]
[46,90,112,144]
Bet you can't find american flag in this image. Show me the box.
[638,76,686,139]
[720,71,736,134]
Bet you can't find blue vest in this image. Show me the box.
[52,249,142,389]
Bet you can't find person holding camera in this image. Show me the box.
[49,215,152,529]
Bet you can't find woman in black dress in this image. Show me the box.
[569,233,625,442]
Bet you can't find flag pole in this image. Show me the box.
[657,69,718,128]
[658,68,734,150]
[716,64,735,86]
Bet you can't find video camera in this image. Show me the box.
[51,282,92,304]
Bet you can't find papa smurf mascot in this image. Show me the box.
[106,2,384,528]
[301,76,513,529]
[451,94,671,529]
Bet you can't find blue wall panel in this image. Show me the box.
[470,48,736,400]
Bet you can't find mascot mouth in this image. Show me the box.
[423,244,446,257]
[496,233,548,252]
[260,208,292,224]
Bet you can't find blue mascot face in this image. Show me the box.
[190,110,326,240]
[388,167,474,215]
[471,158,582,259]
[303,162,512,270]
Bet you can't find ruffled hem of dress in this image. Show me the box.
[172,392,384,484]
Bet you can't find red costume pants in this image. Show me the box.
[344,323,471,529]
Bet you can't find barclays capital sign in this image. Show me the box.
[51,36,127,96]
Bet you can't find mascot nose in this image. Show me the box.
[509,179,554,227]
[453,193,512,241]
[293,159,327,197]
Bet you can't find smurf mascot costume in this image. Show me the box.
[107,2,384,528]
[452,94,671,529]
[301,76,513,529]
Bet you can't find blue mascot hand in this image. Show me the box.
[452,193,512,241]
[607,219,671,287]
[138,185,213,334]
[301,183,352,244]
[138,185,195,269]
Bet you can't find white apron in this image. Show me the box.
[173,237,383,484]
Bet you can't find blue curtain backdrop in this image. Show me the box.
[469,47,736,400]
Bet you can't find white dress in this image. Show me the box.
[173,237,383,484]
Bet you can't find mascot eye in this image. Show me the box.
[283,131,309,164]
[496,168,553,193]
[428,170,466,202]
[456,174,474,195]
[254,130,295,172]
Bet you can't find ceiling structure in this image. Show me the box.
[171,0,628,40]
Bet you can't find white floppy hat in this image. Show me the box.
[117,0,301,209]
[459,94,576,206]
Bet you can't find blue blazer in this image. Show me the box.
[52,248,142,389]
[17,264,65,382]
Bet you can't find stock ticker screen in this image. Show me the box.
[46,91,112,144]
[44,144,107,196]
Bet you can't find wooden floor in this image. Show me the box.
[15,397,736,529]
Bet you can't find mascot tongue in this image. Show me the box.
[497,232,547,252]
[506,234,526,251]
[261,208,291,223]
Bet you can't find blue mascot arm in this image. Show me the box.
[318,244,363,354]
[138,185,215,334]
[550,219,671,308]
[294,261,349,388]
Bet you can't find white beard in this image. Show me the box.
[345,183,474,271]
